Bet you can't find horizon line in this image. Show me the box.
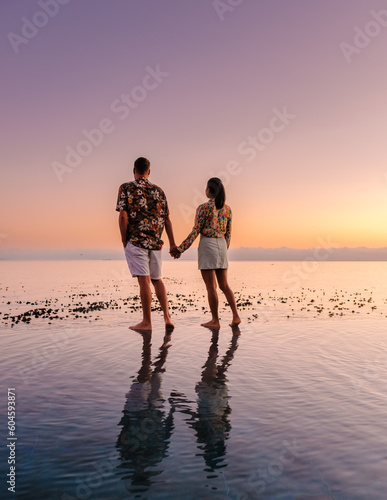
[0,246,386,261]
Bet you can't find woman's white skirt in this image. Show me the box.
[198,235,228,270]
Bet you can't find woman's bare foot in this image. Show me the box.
[229,316,241,327]
[201,319,220,329]
[129,321,152,331]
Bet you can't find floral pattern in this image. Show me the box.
[178,199,232,253]
[116,179,169,250]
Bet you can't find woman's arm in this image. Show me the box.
[225,209,232,249]
[177,205,204,253]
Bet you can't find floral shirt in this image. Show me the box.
[116,178,169,250]
[178,199,232,253]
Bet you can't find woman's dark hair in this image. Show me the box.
[207,177,225,209]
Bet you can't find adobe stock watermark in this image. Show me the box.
[7,0,71,54]
[61,404,168,499]
[340,9,387,63]
[351,341,387,395]
[227,438,305,499]
[213,0,245,22]
[18,326,81,385]
[119,407,170,496]
[51,65,169,182]
[0,233,9,244]
[282,236,340,292]
[61,451,117,500]
[179,106,296,222]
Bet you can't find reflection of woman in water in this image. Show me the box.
[116,332,173,496]
[170,328,240,474]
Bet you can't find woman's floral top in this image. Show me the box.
[178,199,232,253]
[116,178,169,250]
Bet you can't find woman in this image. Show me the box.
[172,178,241,328]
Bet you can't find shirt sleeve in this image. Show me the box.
[178,205,204,253]
[116,185,128,212]
[225,208,232,248]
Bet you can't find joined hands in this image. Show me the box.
[170,245,181,259]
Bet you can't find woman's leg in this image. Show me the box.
[200,270,220,328]
[215,269,241,326]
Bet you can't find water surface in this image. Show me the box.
[0,261,386,499]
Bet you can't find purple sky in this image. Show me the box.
[1,0,387,256]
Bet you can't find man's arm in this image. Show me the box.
[118,210,128,247]
[164,216,177,252]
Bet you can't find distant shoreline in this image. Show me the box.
[0,246,386,262]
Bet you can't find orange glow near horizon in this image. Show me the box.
[2,193,386,251]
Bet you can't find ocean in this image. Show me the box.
[0,260,386,499]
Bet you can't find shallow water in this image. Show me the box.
[1,261,387,499]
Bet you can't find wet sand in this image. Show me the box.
[1,282,386,327]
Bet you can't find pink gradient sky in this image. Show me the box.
[1,0,387,255]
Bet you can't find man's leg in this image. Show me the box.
[149,249,174,329]
[151,279,174,328]
[124,243,153,330]
[130,275,152,331]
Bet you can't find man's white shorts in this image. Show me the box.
[124,242,162,280]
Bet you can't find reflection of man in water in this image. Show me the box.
[170,328,240,474]
[116,332,173,496]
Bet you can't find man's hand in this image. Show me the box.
[170,245,181,259]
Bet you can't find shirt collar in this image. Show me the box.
[135,177,150,184]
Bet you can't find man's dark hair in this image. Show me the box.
[134,157,150,175]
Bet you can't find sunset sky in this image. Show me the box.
[1,0,387,256]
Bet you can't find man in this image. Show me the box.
[116,157,178,331]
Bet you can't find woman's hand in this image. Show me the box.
[170,245,181,259]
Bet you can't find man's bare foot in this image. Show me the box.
[164,316,174,331]
[201,320,220,329]
[229,316,241,327]
[129,321,152,331]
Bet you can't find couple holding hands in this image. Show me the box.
[117,157,241,331]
